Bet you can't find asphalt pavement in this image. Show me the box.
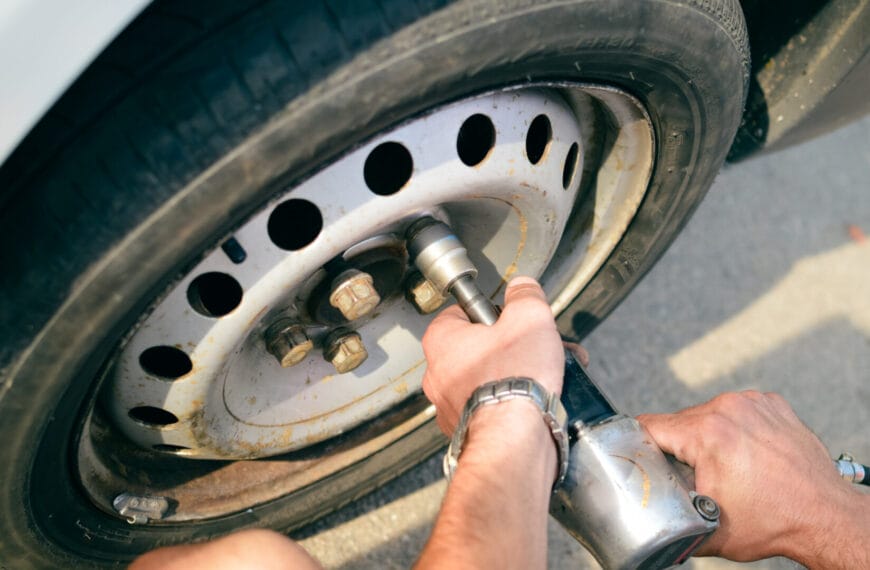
[297,114,870,569]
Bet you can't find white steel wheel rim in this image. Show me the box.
[98,84,653,465]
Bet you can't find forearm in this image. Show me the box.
[789,487,870,569]
[415,402,557,570]
[129,529,323,570]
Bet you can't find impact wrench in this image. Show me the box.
[407,215,870,568]
[406,216,719,570]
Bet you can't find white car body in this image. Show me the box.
[0,0,149,164]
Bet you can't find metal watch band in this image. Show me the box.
[443,377,569,490]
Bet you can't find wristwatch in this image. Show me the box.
[443,377,569,490]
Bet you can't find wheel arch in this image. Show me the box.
[0,0,150,166]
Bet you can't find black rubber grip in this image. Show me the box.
[560,350,617,427]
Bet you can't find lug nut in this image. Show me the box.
[329,269,381,321]
[405,271,448,314]
[265,321,313,368]
[323,329,368,374]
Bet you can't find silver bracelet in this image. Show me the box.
[443,377,569,490]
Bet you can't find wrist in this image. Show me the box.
[463,401,560,488]
[422,398,558,570]
[443,378,568,490]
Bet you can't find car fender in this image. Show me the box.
[0,0,150,164]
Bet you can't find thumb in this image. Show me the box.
[503,276,548,305]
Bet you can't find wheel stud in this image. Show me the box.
[328,269,381,321]
[405,271,448,314]
[323,329,368,374]
[265,321,313,367]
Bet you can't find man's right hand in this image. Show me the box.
[421,276,564,436]
[638,391,870,568]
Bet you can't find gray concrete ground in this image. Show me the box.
[297,115,870,568]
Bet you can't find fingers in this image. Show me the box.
[639,391,850,563]
[421,276,565,434]
[435,412,451,436]
[429,277,549,331]
[422,305,470,354]
[637,412,701,467]
[762,391,802,422]
[422,368,461,436]
[563,342,589,367]
[501,277,557,331]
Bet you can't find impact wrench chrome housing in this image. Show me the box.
[550,414,720,569]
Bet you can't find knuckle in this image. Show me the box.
[764,391,800,420]
[698,412,735,442]
[507,289,544,306]
[504,285,547,307]
[713,390,758,413]
[506,276,541,291]
[504,296,552,323]
[421,375,442,406]
[740,389,765,401]
[763,391,788,408]
[709,391,738,409]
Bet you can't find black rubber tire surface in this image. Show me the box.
[0,0,748,566]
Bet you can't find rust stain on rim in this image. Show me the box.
[488,198,528,300]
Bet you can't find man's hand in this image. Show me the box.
[129,529,322,570]
[639,391,870,568]
[421,276,564,435]
[415,276,566,570]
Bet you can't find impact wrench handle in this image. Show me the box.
[447,274,501,326]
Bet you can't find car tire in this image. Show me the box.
[0,0,748,566]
